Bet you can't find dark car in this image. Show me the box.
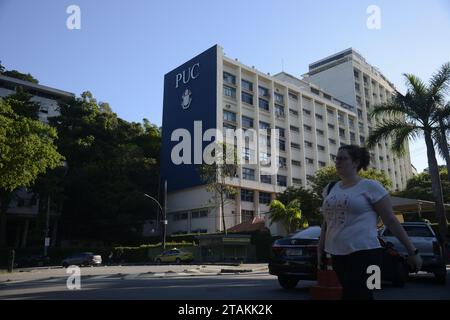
[62,252,102,268]
[17,255,51,268]
[379,222,447,284]
[269,226,409,289]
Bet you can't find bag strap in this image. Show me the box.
[326,180,339,196]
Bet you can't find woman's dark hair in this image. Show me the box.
[338,145,370,171]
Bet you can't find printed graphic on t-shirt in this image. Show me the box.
[323,194,349,227]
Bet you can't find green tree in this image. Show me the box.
[269,199,307,234]
[0,99,63,246]
[393,169,450,205]
[310,166,392,200]
[276,186,322,225]
[48,92,161,245]
[199,143,238,235]
[3,87,40,120]
[1,69,39,84]
[367,62,450,244]
[434,102,450,185]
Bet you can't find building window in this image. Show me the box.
[348,118,355,128]
[278,139,285,151]
[259,121,271,130]
[223,72,236,85]
[289,108,299,116]
[241,210,254,223]
[319,161,326,167]
[339,128,346,138]
[241,79,253,92]
[315,113,323,121]
[241,189,254,202]
[223,123,236,130]
[258,86,269,98]
[223,110,236,122]
[354,69,359,79]
[329,138,336,145]
[303,108,311,116]
[260,174,272,184]
[303,125,312,132]
[259,98,269,111]
[360,136,365,144]
[242,147,253,161]
[260,152,271,166]
[173,212,188,221]
[306,174,314,182]
[290,125,299,133]
[223,85,236,99]
[330,154,336,161]
[191,210,208,219]
[291,160,301,166]
[242,116,254,128]
[317,145,325,151]
[311,87,320,95]
[277,175,287,187]
[288,92,298,101]
[328,123,335,130]
[305,141,313,148]
[276,126,285,138]
[327,108,334,116]
[278,156,287,168]
[274,93,284,104]
[259,192,272,205]
[242,92,253,105]
[39,106,49,114]
[323,93,332,100]
[242,168,255,181]
[292,178,302,185]
[291,142,301,150]
[316,129,324,136]
[275,104,285,117]
[305,157,314,165]
[357,109,363,119]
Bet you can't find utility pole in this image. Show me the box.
[163,180,167,249]
[44,195,50,256]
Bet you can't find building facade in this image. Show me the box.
[0,74,74,248]
[161,45,413,236]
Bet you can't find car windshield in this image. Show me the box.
[383,225,434,237]
[291,226,321,239]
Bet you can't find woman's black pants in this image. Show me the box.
[331,248,382,300]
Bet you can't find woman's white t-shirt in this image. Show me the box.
[321,179,388,255]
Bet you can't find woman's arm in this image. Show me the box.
[373,195,422,271]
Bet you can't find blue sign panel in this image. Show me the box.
[161,45,218,192]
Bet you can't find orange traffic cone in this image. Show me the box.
[310,253,342,300]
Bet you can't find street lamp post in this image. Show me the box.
[144,193,167,249]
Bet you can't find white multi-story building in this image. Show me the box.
[0,74,74,248]
[303,48,413,190]
[161,45,413,236]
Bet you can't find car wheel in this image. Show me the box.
[156,258,162,264]
[434,268,447,285]
[277,276,299,290]
[175,258,181,264]
[392,262,408,288]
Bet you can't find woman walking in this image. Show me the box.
[317,145,422,300]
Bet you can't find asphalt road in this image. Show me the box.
[0,265,449,300]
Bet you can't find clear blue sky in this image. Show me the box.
[1,0,449,172]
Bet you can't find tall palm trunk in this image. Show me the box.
[438,119,450,184]
[424,132,449,244]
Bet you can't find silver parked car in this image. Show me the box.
[379,222,447,284]
[62,252,102,268]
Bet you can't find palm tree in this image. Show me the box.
[269,199,307,235]
[434,102,450,185]
[367,62,450,245]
